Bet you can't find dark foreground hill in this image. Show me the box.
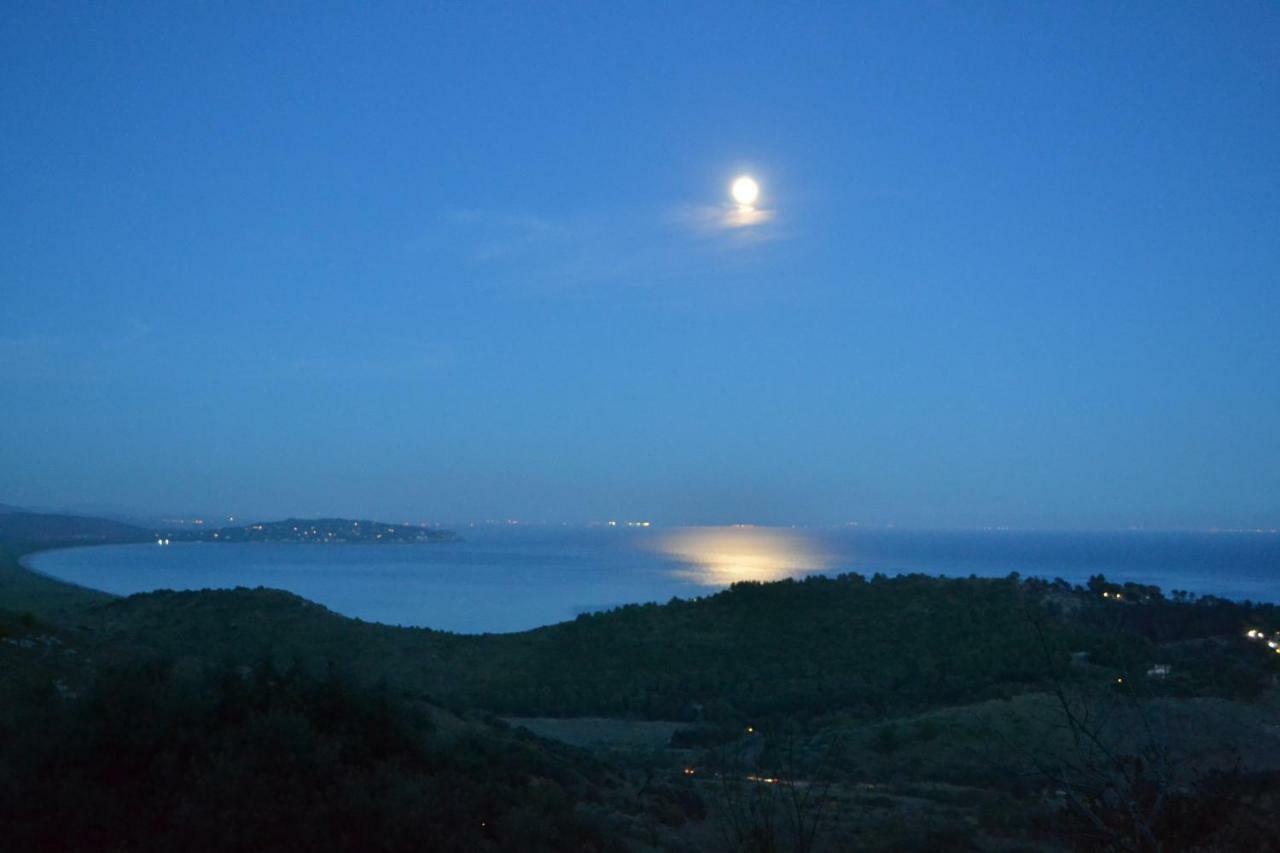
[2,512,1278,850]
[0,641,634,852]
[0,550,681,851]
[66,571,1279,724]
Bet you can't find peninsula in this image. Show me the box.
[185,517,457,545]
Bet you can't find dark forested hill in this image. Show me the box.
[49,571,1279,726]
[0,612,649,852]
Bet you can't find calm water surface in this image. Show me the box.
[26,527,1280,633]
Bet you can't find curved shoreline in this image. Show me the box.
[18,547,122,597]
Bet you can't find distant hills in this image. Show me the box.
[186,517,457,544]
[0,511,155,545]
[0,508,455,547]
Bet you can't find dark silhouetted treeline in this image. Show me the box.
[0,657,626,852]
[57,572,1278,725]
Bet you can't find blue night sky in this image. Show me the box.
[2,3,1277,529]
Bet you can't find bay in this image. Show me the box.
[25,526,1279,633]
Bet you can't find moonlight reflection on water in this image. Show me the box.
[653,526,831,586]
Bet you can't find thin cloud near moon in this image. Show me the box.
[669,173,777,235]
[669,203,776,233]
[722,204,774,228]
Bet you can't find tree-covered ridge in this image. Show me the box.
[65,570,1279,725]
[438,572,1277,720]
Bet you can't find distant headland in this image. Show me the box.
[183,517,457,545]
[0,507,456,548]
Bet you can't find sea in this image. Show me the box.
[25,526,1280,634]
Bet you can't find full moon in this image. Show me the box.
[731,175,760,207]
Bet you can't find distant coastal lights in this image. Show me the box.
[1243,628,1280,654]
